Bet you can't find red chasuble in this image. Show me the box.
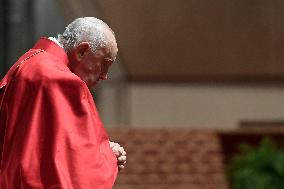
[0,38,118,188]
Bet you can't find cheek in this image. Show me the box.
[92,64,102,76]
[86,66,102,82]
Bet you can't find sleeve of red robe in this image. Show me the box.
[0,52,118,189]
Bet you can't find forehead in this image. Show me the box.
[103,28,118,57]
[102,43,118,60]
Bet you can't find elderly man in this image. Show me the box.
[0,17,126,188]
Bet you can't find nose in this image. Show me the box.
[99,74,108,80]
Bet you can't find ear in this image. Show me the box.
[74,42,90,61]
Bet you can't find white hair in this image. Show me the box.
[57,17,115,53]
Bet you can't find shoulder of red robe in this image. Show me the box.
[0,49,44,91]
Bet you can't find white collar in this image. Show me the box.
[48,37,63,48]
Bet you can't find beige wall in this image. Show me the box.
[98,83,284,129]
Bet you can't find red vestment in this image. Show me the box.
[0,38,118,188]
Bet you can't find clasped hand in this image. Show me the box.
[109,141,126,171]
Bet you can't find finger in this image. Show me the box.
[110,141,119,148]
[121,150,126,156]
[118,155,126,162]
[118,147,125,155]
[114,150,120,157]
[118,165,125,170]
[109,141,115,148]
[113,142,120,148]
[118,160,126,166]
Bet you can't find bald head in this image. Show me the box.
[103,28,118,60]
[57,17,118,88]
[58,17,117,60]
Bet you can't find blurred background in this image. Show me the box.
[1,0,284,188]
